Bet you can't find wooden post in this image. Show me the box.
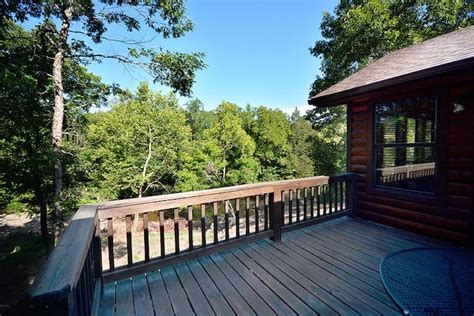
[93,222,103,281]
[270,188,282,241]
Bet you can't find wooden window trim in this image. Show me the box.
[368,94,440,203]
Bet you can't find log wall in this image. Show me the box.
[348,79,474,243]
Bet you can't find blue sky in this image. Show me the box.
[75,1,337,111]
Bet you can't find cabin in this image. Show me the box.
[27,27,473,316]
[309,25,474,244]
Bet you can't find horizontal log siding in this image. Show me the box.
[348,90,473,243]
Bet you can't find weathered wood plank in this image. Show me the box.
[186,259,234,315]
[174,262,214,315]
[131,274,154,316]
[161,266,194,315]
[98,282,115,316]
[28,205,98,304]
[146,271,174,316]
[229,247,316,315]
[198,256,254,314]
[209,253,275,315]
[264,239,399,315]
[219,250,295,315]
[249,241,358,315]
[98,176,329,218]
[115,278,134,316]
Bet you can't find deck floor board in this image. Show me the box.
[98,217,448,315]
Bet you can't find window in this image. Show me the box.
[374,96,437,193]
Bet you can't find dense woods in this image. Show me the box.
[1,0,471,242]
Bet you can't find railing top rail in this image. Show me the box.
[97,176,330,218]
[28,205,98,304]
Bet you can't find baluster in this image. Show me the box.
[126,215,132,266]
[334,181,339,212]
[224,200,230,241]
[235,199,240,238]
[322,185,327,215]
[213,202,218,244]
[316,186,321,217]
[255,195,260,233]
[83,256,90,313]
[78,269,85,316]
[159,211,165,258]
[188,206,193,251]
[93,222,103,279]
[329,183,333,214]
[340,181,345,210]
[107,218,114,271]
[289,190,293,224]
[296,189,301,222]
[245,197,250,236]
[303,188,308,221]
[310,187,315,218]
[264,194,269,230]
[143,213,150,262]
[201,204,206,247]
[281,191,286,225]
[174,209,180,254]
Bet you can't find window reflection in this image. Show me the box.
[374,96,437,193]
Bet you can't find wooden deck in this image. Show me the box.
[98,216,448,315]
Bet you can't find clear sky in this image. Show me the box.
[84,0,338,111]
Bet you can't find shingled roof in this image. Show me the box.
[308,25,474,106]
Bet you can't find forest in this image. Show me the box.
[0,18,347,243]
[1,0,472,311]
[1,0,471,242]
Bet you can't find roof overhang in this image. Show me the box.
[308,57,474,107]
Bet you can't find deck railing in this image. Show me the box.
[28,173,356,315]
[27,205,102,316]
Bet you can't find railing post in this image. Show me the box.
[348,174,358,217]
[93,221,103,286]
[270,188,282,241]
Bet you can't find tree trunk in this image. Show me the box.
[51,6,73,239]
[135,126,153,231]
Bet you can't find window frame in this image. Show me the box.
[371,95,439,197]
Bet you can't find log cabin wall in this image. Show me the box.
[347,76,474,244]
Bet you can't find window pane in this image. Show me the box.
[375,96,437,144]
[375,146,435,193]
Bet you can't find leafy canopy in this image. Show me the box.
[1,0,206,96]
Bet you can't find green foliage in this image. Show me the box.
[185,98,216,140]
[311,113,347,175]
[288,109,316,178]
[2,1,205,97]
[251,107,293,180]
[81,83,191,200]
[309,0,473,97]
[4,197,29,215]
[205,102,260,185]
[0,22,108,220]
[307,0,472,174]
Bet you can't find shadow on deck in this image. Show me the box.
[98,217,447,315]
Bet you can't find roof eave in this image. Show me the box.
[308,57,474,107]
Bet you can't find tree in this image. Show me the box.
[310,113,347,175]
[81,83,191,201]
[0,21,108,240]
[306,0,472,173]
[184,98,215,140]
[2,1,205,231]
[205,102,259,185]
[309,0,473,97]
[251,107,293,181]
[288,109,315,178]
